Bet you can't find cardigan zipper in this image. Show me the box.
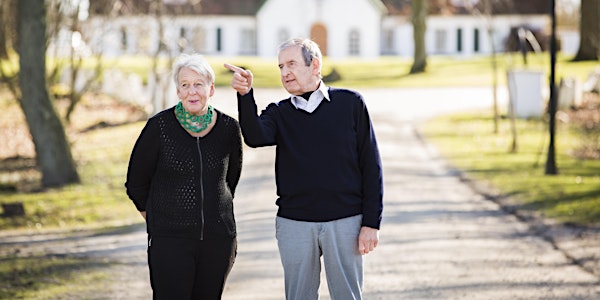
[196,137,205,240]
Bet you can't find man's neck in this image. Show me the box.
[295,80,321,98]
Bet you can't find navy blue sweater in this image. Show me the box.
[238,88,383,229]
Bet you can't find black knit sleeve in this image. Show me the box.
[237,88,278,147]
[125,118,160,212]
[226,118,243,197]
[354,93,384,229]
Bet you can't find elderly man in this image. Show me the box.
[225,37,383,300]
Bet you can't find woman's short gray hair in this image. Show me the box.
[172,53,215,86]
[278,38,323,76]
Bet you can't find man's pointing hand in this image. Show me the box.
[224,63,253,96]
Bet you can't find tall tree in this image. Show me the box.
[0,0,18,91]
[0,0,15,59]
[18,0,80,187]
[410,0,427,74]
[546,0,558,175]
[572,0,599,61]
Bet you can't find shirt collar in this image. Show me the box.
[290,81,330,110]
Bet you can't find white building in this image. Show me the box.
[67,0,561,60]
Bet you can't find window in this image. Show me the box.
[138,28,151,54]
[473,28,480,52]
[456,28,463,52]
[120,27,128,52]
[179,27,188,52]
[382,29,395,55]
[434,29,447,54]
[216,27,222,52]
[240,29,256,55]
[192,27,206,52]
[349,29,360,56]
[277,29,289,46]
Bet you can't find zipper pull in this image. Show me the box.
[148,237,152,247]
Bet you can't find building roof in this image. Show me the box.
[88,0,550,17]
[88,0,266,16]
[378,0,551,16]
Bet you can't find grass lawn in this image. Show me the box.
[67,52,597,89]
[420,110,600,226]
[0,255,113,299]
[0,121,145,231]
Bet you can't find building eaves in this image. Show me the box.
[380,0,551,16]
[88,0,265,16]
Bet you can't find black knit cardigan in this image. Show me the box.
[125,107,243,240]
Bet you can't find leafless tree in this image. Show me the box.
[572,0,599,61]
[18,0,80,187]
[410,0,427,74]
[46,0,104,123]
[462,0,504,135]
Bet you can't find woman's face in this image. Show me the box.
[176,67,214,115]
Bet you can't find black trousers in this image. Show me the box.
[148,235,237,300]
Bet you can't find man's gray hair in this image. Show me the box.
[278,38,323,77]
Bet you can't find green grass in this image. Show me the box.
[420,111,600,226]
[0,122,144,231]
[217,53,597,88]
[42,52,596,89]
[0,255,115,299]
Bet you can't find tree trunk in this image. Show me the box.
[0,0,16,60]
[572,0,599,61]
[18,0,80,187]
[546,0,559,175]
[410,0,427,74]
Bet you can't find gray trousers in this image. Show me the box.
[275,215,363,300]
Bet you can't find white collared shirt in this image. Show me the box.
[290,81,330,113]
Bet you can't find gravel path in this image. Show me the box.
[1,87,598,299]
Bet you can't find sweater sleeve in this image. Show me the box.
[355,95,384,229]
[124,119,160,212]
[237,88,278,147]
[226,119,243,197]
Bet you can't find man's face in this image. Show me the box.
[278,46,320,95]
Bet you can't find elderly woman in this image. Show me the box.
[125,53,242,299]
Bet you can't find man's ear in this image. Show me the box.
[312,58,321,76]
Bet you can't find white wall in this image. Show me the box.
[66,2,567,60]
[257,0,384,59]
[383,14,551,58]
[80,15,256,57]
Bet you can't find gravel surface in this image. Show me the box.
[1,87,598,299]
